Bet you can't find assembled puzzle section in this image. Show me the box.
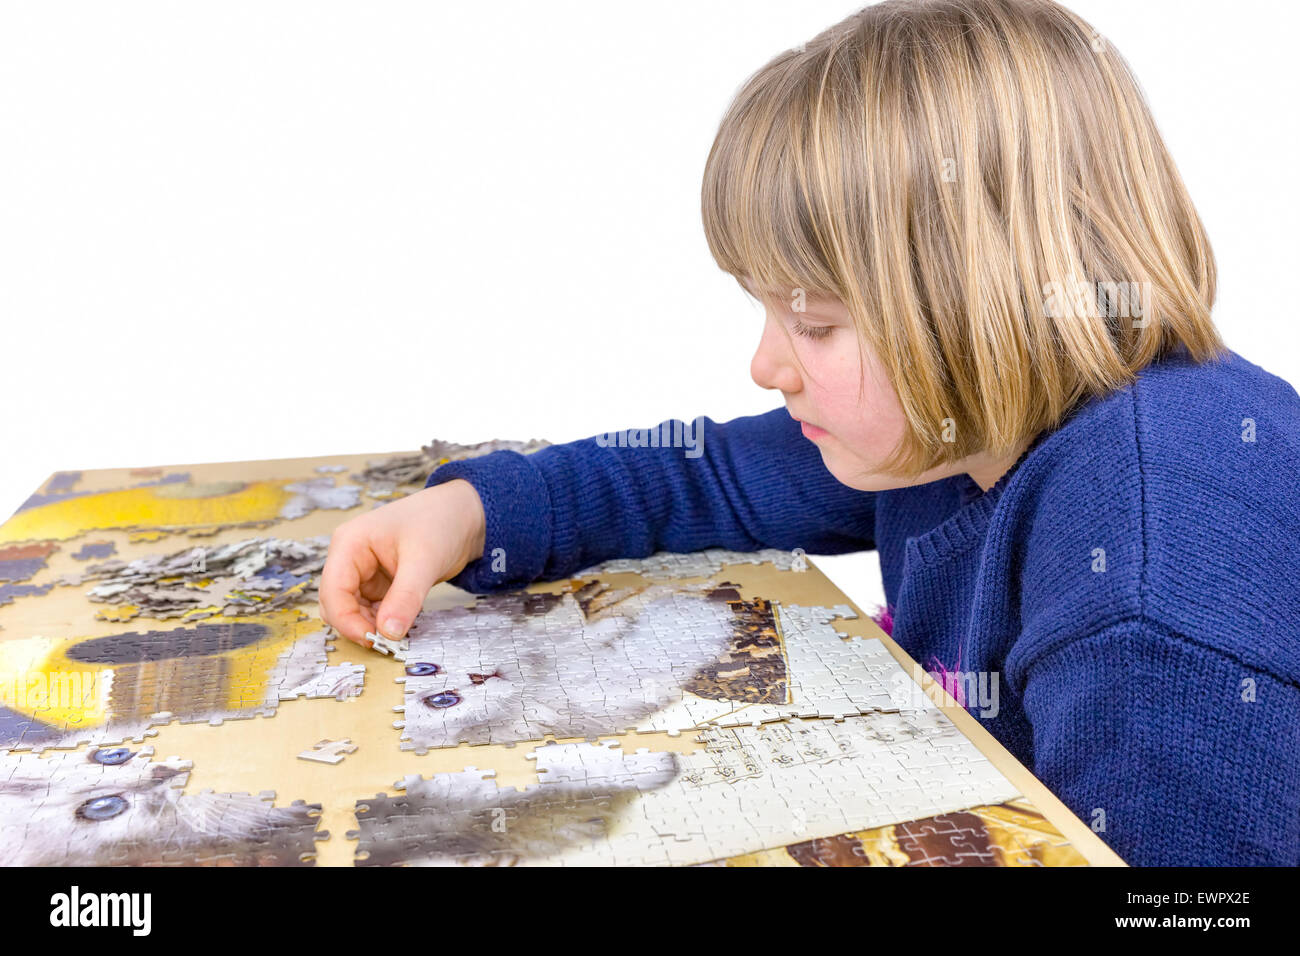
[389,569,932,751]
[701,796,1088,866]
[0,613,364,752]
[0,745,329,866]
[348,709,1023,866]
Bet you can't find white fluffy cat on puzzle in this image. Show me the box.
[392,581,738,750]
[0,745,324,866]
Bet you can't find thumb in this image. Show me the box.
[374,553,439,641]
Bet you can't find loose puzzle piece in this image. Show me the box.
[298,738,358,765]
[364,630,407,659]
[0,745,329,865]
[70,541,117,561]
[60,535,329,622]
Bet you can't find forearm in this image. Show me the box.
[425,407,877,591]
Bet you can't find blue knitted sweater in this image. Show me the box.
[426,345,1300,866]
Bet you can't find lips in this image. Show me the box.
[789,409,823,430]
[790,411,829,440]
[800,421,828,440]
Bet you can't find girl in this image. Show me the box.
[319,0,1299,866]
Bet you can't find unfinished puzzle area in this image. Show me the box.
[0,440,1113,866]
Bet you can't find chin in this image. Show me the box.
[818,450,887,492]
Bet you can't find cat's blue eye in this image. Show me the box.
[405,662,440,677]
[92,748,133,766]
[421,690,461,709]
[77,794,128,821]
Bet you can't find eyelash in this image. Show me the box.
[791,318,832,341]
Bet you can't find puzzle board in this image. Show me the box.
[0,443,1125,866]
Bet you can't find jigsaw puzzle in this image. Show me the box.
[0,441,1114,866]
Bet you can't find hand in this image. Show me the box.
[318,479,486,648]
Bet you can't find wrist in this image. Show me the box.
[444,478,486,569]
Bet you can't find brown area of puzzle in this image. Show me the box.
[0,444,1125,866]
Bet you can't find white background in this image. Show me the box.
[2,1,1296,615]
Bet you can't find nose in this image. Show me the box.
[750,311,802,394]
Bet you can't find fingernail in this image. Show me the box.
[381,618,406,639]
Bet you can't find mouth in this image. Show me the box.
[789,409,829,440]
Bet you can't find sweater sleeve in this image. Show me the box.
[423,407,877,592]
[1014,615,1300,866]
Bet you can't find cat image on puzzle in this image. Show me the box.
[353,741,680,866]
[395,580,739,750]
[0,746,322,866]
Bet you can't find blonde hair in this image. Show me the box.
[701,0,1226,478]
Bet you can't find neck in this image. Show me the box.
[965,437,1034,493]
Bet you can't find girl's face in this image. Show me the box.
[744,280,1017,492]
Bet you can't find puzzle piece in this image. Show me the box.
[61,536,330,620]
[298,738,358,765]
[364,630,407,660]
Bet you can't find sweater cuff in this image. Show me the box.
[424,451,553,593]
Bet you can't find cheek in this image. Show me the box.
[810,361,906,461]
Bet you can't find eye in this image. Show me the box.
[422,690,462,709]
[405,662,440,677]
[77,794,128,821]
[791,318,832,341]
[91,748,133,766]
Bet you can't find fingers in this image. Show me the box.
[357,596,379,630]
[359,568,393,603]
[318,528,380,646]
[373,549,440,640]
